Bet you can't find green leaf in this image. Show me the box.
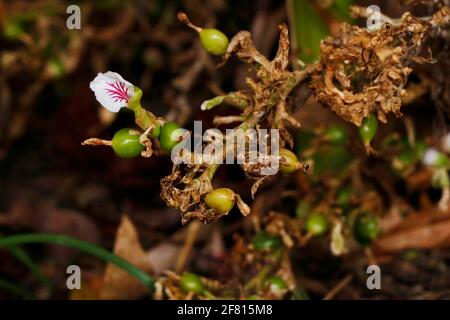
[200,96,225,111]
[330,0,354,22]
[287,0,328,63]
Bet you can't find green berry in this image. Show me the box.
[313,145,351,175]
[353,212,379,245]
[265,276,288,295]
[295,201,311,218]
[180,272,204,294]
[159,122,183,151]
[336,187,351,207]
[3,20,23,40]
[251,232,282,251]
[415,141,426,159]
[359,115,377,144]
[325,125,347,145]
[47,57,65,78]
[199,28,229,55]
[204,188,235,215]
[111,128,144,159]
[398,149,415,166]
[305,214,329,236]
[279,148,299,174]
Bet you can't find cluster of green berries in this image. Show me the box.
[111,122,183,159]
[294,201,379,245]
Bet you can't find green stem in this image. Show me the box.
[127,87,159,130]
[206,163,219,180]
[0,234,155,292]
[6,245,52,292]
[244,265,272,291]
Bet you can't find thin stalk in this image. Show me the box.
[6,245,52,292]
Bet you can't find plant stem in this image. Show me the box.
[0,233,155,292]
[127,87,159,130]
[6,245,52,292]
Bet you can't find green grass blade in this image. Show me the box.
[0,233,155,292]
[287,0,328,64]
[6,245,53,291]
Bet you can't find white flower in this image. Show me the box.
[89,71,135,112]
[423,148,439,166]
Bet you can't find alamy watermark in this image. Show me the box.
[169,121,281,176]
[66,265,81,290]
[366,264,381,290]
[66,5,81,30]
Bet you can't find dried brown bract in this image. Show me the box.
[160,163,217,224]
[222,23,312,147]
[311,7,450,126]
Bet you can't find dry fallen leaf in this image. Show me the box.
[374,208,450,253]
[99,215,153,300]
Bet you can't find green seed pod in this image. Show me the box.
[111,128,144,159]
[415,141,426,160]
[359,115,378,144]
[47,57,65,79]
[3,19,23,40]
[279,148,299,174]
[305,214,329,236]
[251,232,282,251]
[336,187,351,207]
[199,28,229,55]
[180,272,204,294]
[353,212,379,245]
[159,122,183,151]
[325,125,347,145]
[265,276,288,295]
[204,188,235,215]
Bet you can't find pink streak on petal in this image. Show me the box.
[105,81,131,103]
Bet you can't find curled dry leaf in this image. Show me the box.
[374,207,450,253]
[81,138,112,146]
[100,215,153,300]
